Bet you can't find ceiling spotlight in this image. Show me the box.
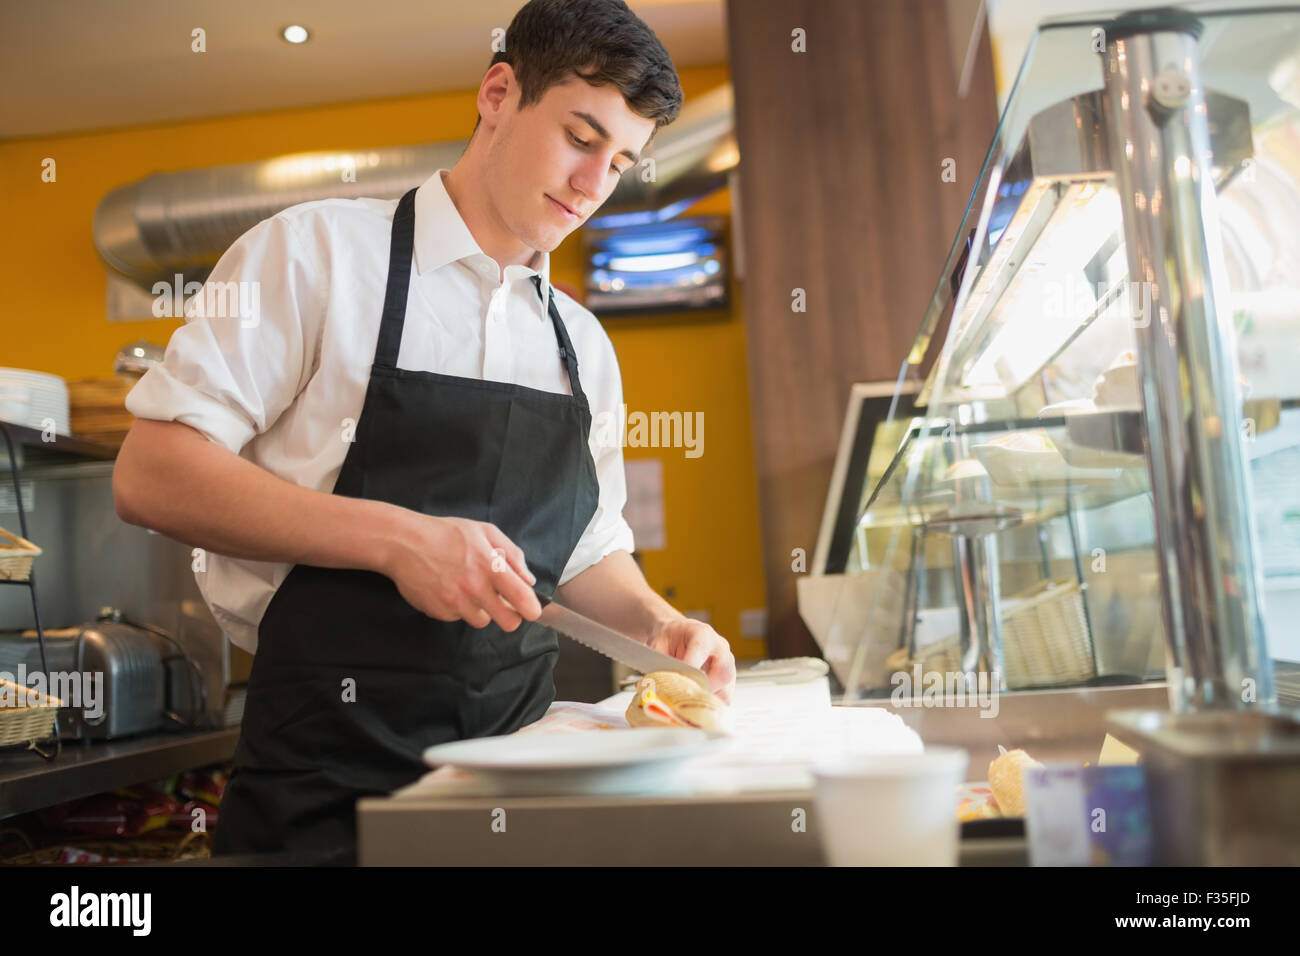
[282,25,309,44]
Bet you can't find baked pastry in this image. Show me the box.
[625,671,734,735]
[987,747,1041,817]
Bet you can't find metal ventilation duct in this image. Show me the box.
[94,84,736,292]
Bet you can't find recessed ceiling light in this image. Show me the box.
[282,25,309,44]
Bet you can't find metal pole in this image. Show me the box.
[1101,12,1274,711]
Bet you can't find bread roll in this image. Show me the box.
[987,747,1041,817]
[625,671,734,735]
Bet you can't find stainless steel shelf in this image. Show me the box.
[0,420,119,468]
[0,727,239,820]
[858,413,1152,534]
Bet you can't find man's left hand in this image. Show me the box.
[647,618,737,704]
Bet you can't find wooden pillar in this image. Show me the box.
[725,0,998,658]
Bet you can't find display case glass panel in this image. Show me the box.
[820,4,1300,702]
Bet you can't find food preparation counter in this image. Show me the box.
[358,788,1029,865]
[357,681,1165,865]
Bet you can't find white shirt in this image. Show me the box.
[125,169,635,654]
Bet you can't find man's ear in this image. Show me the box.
[477,62,517,132]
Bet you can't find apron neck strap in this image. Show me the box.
[373,187,588,406]
[373,188,417,371]
[531,275,587,405]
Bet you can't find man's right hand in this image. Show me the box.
[381,513,542,632]
[114,420,542,632]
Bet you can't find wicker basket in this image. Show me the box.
[0,678,62,748]
[0,828,210,864]
[0,526,41,582]
[884,578,1095,690]
[1001,579,1096,688]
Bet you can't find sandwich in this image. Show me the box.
[625,671,735,735]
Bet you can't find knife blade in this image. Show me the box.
[536,593,711,692]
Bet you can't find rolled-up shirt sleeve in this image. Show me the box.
[559,336,636,585]
[125,213,327,454]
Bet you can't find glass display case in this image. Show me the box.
[805,3,1300,713]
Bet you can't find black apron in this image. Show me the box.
[213,187,600,862]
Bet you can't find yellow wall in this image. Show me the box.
[0,65,768,658]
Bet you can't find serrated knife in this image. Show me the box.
[536,593,711,691]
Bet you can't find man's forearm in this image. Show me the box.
[553,549,684,643]
[113,418,404,574]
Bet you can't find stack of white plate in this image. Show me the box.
[0,368,70,436]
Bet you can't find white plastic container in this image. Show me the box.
[812,746,969,866]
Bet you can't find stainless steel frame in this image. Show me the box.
[1101,19,1275,712]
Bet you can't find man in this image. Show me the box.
[113,0,736,862]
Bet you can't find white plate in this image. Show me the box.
[17,407,69,426]
[422,727,724,796]
[27,405,68,419]
[0,369,66,389]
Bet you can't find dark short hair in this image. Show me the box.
[472,0,683,139]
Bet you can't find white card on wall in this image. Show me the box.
[624,458,665,552]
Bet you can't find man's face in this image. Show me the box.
[482,71,657,254]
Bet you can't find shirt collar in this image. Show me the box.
[413,168,552,321]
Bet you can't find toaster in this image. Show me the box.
[0,622,165,740]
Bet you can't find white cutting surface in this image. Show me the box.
[393,676,922,798]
